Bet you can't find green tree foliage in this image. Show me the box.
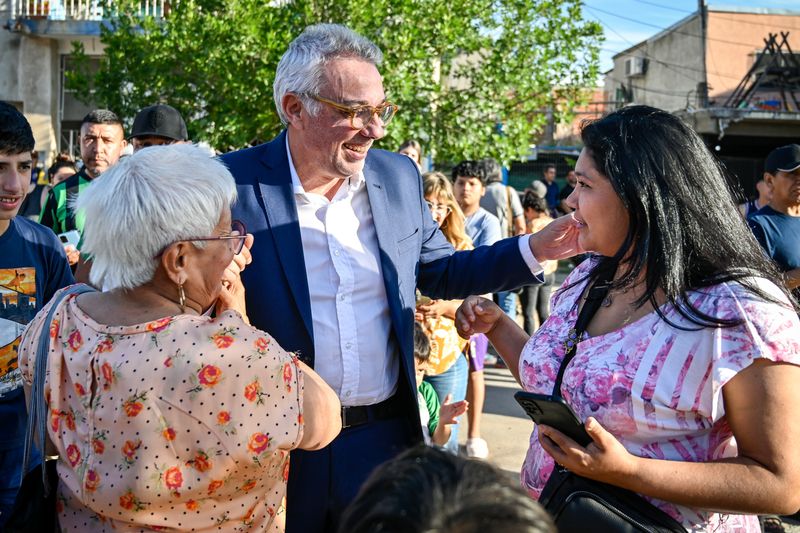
[69,0,602,163]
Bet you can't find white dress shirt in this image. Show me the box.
[286,141,543,407]
[287,140,396,406]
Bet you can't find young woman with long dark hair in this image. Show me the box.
[456,106,800,530]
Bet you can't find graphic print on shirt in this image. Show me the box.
[0,267,36,394]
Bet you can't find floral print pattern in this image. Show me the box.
[17,289,304,532]
[519,258,800,532]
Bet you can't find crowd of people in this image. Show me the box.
[0,21,798,533]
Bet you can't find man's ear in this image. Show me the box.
[764,172,775,190]
[282,93,306,128]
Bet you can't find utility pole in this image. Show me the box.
[698,0,709,107]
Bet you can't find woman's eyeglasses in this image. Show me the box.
[425,201,452,217]
[155,220,248,258]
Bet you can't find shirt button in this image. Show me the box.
[345,342,352,350]
[345,391,352,398]
[340,294,346,301]
[334,250,340,256]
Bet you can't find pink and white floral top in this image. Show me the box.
[519,258,800,532]
[18,287,304,532]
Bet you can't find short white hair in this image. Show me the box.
[76,144,237,290]
[273,23,383,125]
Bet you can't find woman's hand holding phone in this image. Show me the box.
[538,416,639,487]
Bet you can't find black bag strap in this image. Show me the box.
[551,266,614,399]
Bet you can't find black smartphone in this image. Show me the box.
[514,391,592,447]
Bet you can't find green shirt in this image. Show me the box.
[39,168,92,240]
[418,380,440,437]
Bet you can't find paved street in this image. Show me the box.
[457,366,532,476]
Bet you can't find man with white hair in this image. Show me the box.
[222,23,580,533]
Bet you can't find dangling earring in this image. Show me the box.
[177,283,186,313]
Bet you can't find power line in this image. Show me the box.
[588,8,741,82]
[633,0,691,14]
[599,46,741,80]
[632,0,800,31]
[594,16,699,84]
[586,4,759,47]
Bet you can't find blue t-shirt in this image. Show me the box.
[748,206,800,273]
[0,217,74,488]
[464,208,502,248]
[544,180,560,210]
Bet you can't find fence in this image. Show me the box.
[11,0,169,21]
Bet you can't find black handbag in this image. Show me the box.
[538,270,685,533]
[5,285,95,533]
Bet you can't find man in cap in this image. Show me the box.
[748,144,800,297]
[129,104,189,152]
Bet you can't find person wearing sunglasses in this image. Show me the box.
[222,24,579,533]
[18,144,342,532]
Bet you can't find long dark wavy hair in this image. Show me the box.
[572,105,795,328]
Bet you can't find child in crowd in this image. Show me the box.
[338,445,556,533]
[414,323,468,447]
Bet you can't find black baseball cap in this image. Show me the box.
[130,104,188,141]
[765,144,800,174]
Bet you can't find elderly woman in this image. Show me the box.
[457,106,800,531]
[18,144,341,531]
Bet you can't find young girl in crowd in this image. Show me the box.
[415,171,472,453]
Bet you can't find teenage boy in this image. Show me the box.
[452,160,501,459]
[749,144,800,298]
[0,102,74,527]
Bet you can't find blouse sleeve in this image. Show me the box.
[708,280,800,420]
[158,310,304,465]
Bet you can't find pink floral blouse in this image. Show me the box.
[519,259,800,532]
[18,287,304,532]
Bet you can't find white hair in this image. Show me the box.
[273,23,383,125]
[75,144,237,290]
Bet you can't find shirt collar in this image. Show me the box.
[285,134,365,201]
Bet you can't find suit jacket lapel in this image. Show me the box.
[364,158,404,331]
[256,131,314,341]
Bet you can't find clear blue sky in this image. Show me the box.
[583,0,800,72]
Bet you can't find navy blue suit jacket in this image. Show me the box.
[221,131,539,432]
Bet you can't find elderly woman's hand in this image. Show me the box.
[222,233,254,288]
[538,417,639,487]
[216,269,249,325]
[455,296,504,338]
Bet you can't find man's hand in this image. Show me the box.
[528,213,584,262]
[64,244,80,266]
